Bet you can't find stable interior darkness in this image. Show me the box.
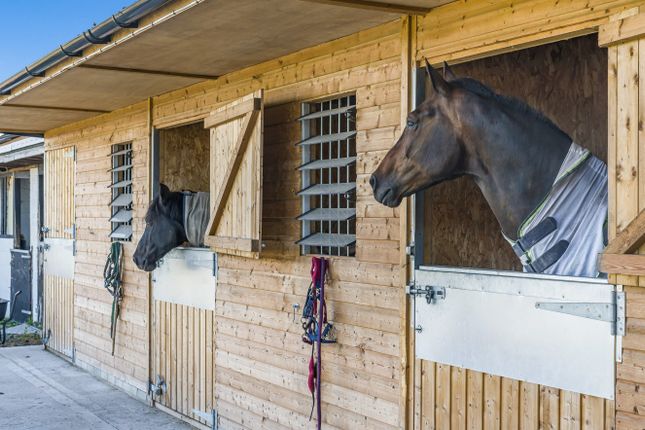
[423,34,608,270]
[158,122,210,193]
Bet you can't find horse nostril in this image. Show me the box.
[369,174,378,190]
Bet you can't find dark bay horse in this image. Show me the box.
[371,61,607,277]
[133,184,187,272]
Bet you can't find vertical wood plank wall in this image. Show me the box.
[43,146,75,358]
[606,29,645,429]
[43,276,74,357]
[45,103,151,397]
[151,301,215,426]
[44,146,75,239]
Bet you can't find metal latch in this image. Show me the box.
[192,408,218,430]
[149,375,166,397]
[407,284,446,304]
[535,290,625,336]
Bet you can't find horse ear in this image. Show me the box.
[159,183,170,201]
[425,58,450,95]
[443,61,457,81]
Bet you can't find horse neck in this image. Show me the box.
[167,192,188,233]
[459,103,571,240]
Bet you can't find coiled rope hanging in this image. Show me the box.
[103,241,124,356]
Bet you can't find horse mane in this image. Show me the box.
[144,190,183,224]
[451,77,570,139]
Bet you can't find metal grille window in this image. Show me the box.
[109,143,133,241]
[297,94,356,256]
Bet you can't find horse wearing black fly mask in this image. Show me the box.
[133,184,209,272]
[370,61,607,277]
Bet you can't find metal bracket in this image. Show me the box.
[406,242,415,256]
[192,408,218,430]
[535,290,625,336]
[149,375,166,397]
[407,284,446,304]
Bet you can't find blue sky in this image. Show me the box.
[0,1,130,80]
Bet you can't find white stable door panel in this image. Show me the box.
[152,247,216,310]
[414,266,619,399]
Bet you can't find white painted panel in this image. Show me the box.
[152,247,216,310]
[43,238,74,279]
[30,168,40,321]
[0,237,12,318]
[414,266,616,399]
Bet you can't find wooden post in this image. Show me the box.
[600,10,645,428]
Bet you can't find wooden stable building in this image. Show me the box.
[3,0,645,428]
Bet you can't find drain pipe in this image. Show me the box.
[0,0,174,96]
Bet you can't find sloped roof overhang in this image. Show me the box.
[0,0,453,133]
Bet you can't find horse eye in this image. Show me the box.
[407,120,417,128]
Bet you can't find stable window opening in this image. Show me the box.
[156,122,210,249]
[416,35,607,276]
[297,94,357,257]
[109,143,133,241]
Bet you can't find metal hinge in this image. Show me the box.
[149,375,166,397]
[535,290,625,336]
[406,284,446,304]
[405,242,415,256]
[192,408,218,430]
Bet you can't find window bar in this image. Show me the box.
[301,102,311,255]
[327,99,333,255]
[347,95,353,256]
[338,97,342,256]
[298,95,356,257]
[321,100,326,255]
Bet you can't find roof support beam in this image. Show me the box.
[0,130,44,137]
[301,0,431,15]
[4,104,109,114]
[78,64,219,80]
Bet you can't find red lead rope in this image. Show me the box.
[302,257,334,429]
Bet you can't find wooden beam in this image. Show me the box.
[605,208,645,255]
[77,64,219,80]
[599,253,645,275]
[203,98,261,129]
[204,236,260,253]
[0,129,45,136]
[3,104,109,114]
[301,0,431,15]
[599,12,645,47]
[205,109,259,238]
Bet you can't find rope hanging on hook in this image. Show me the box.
[104,241,124,356]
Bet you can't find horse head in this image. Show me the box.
[133,183,187,272]
[370,60,465,208]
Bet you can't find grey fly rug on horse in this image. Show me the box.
[507,142,607,277]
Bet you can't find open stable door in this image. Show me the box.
[204,90,263,258]
[42,146,75,358]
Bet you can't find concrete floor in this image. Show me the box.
[0,346,192,429]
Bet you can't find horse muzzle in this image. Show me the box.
[132,252,157,272]
[370,174,402,208]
